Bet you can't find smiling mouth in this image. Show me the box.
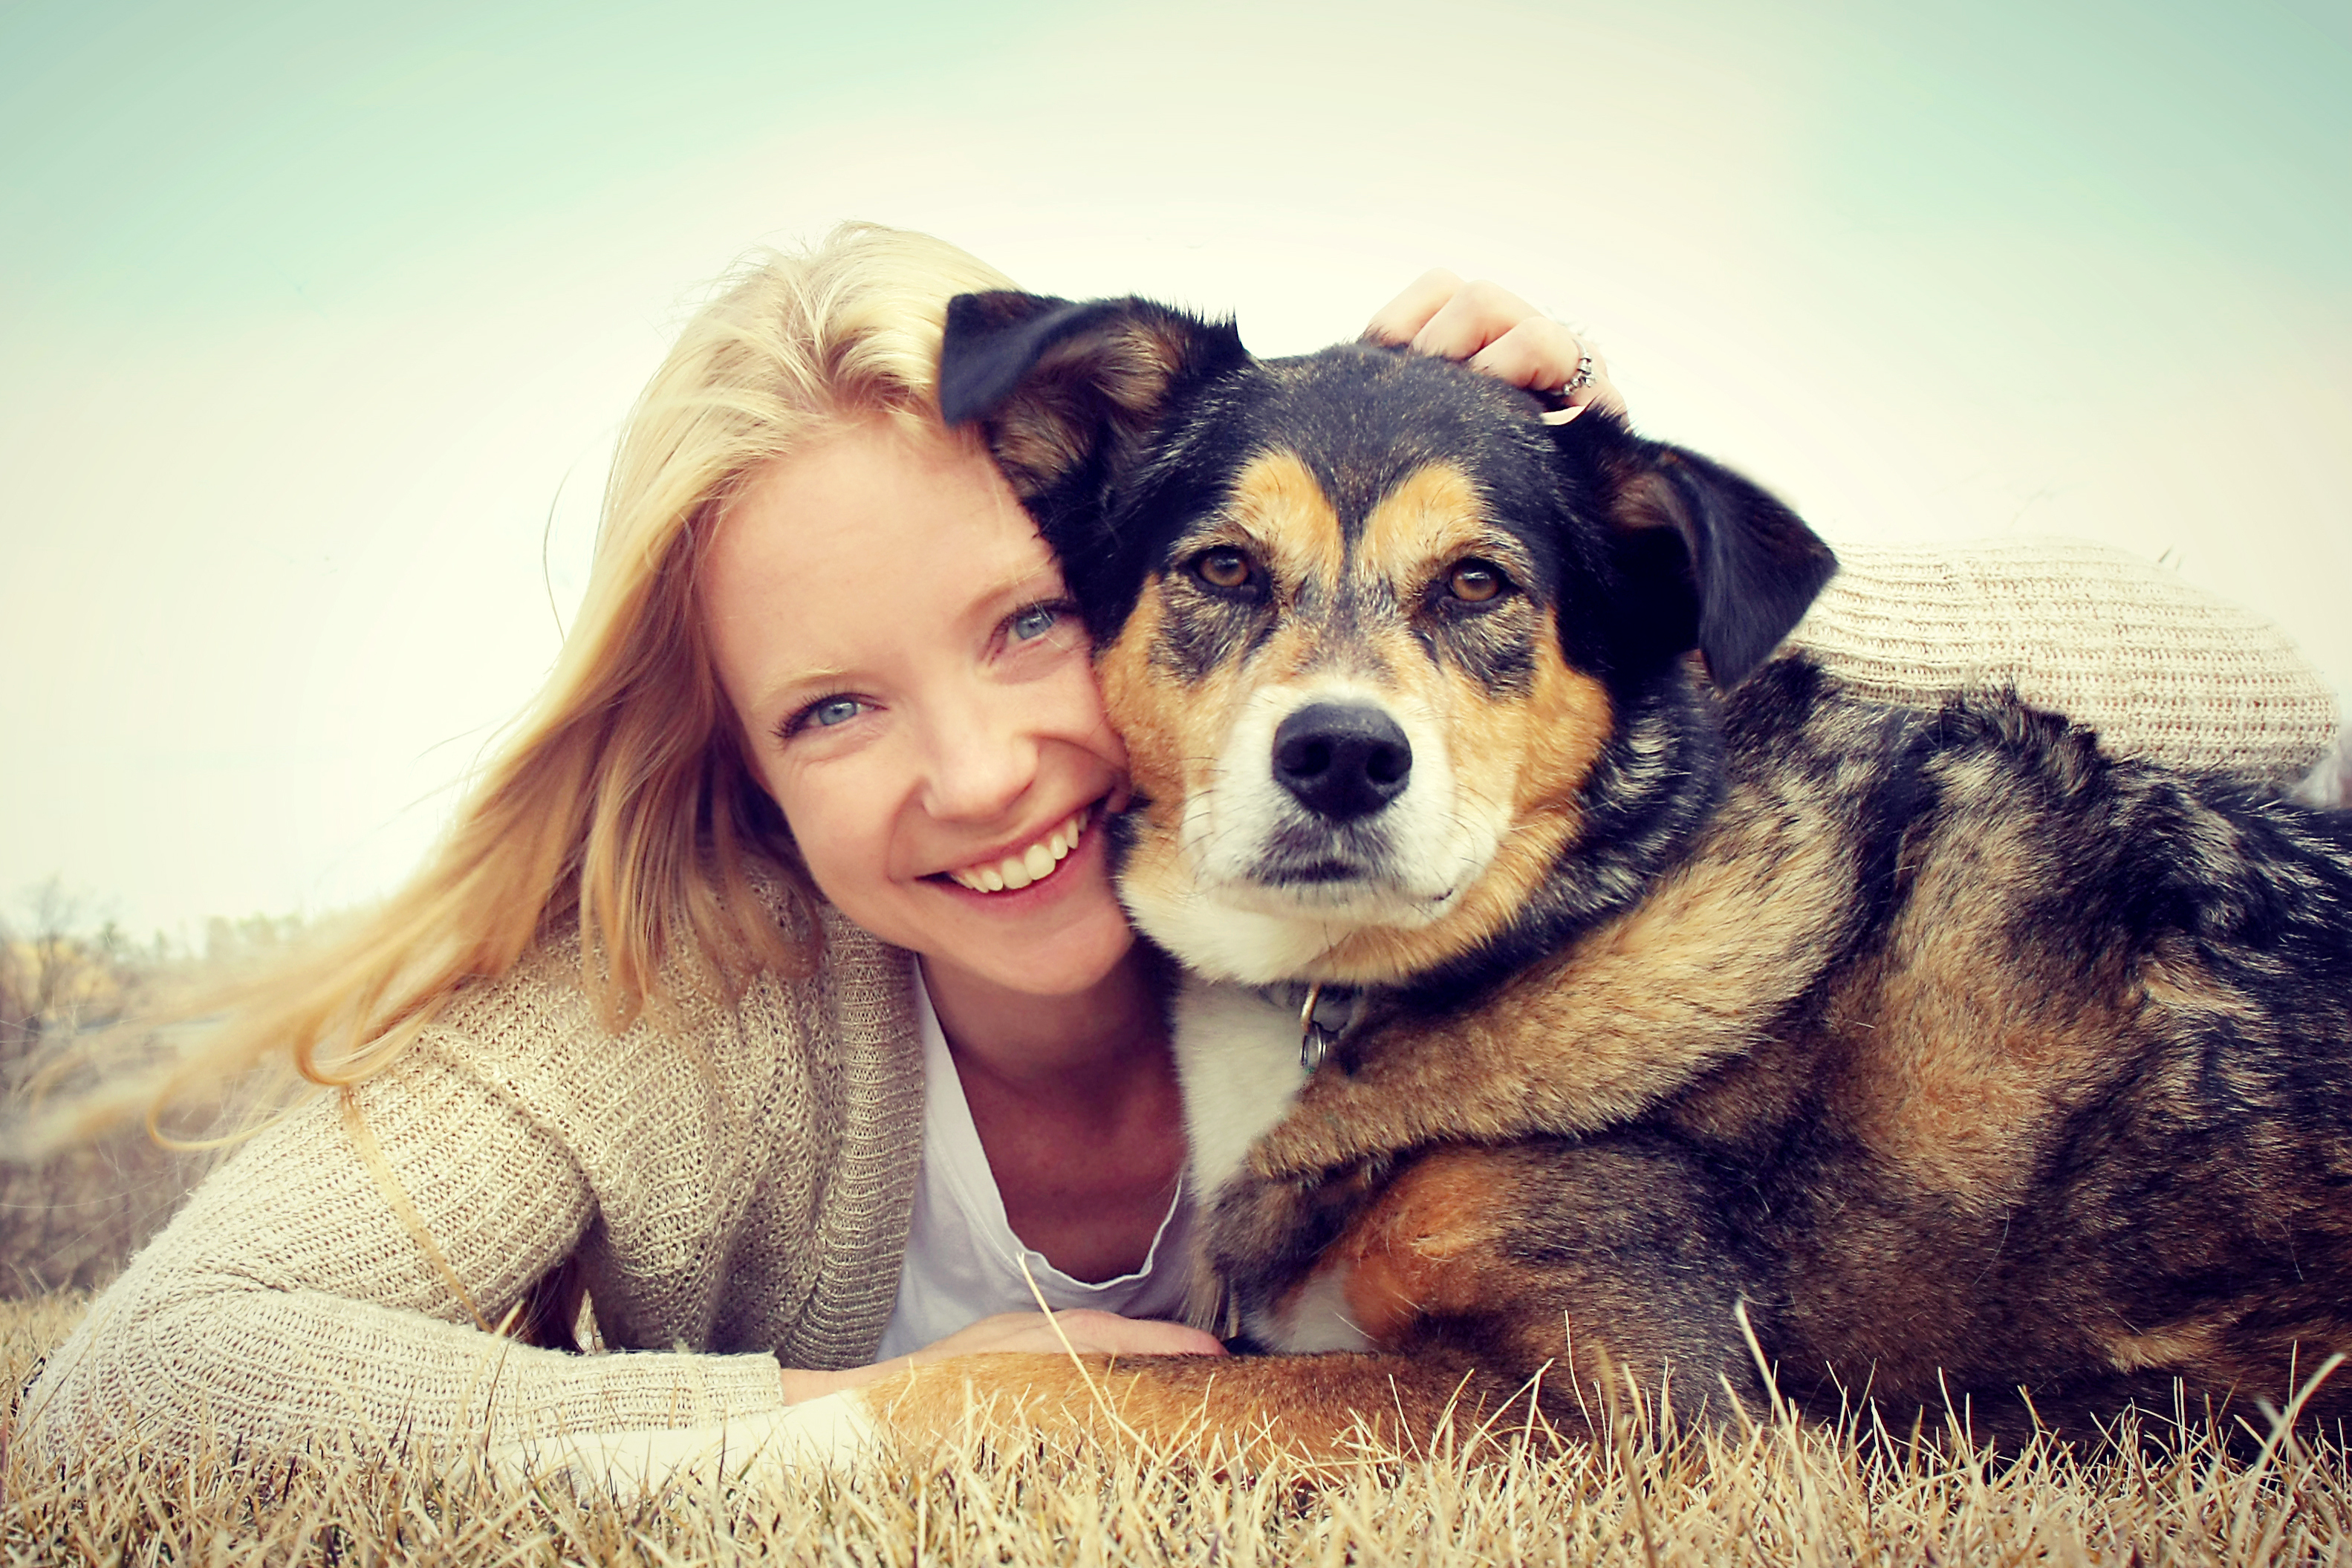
[943,806,1092,894]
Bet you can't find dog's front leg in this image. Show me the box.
[1206,1135,1771,1434]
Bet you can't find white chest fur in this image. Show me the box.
[1170,977,1313,1203]
[1169,977,1375,1353]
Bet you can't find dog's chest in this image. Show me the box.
[1169,977,1391,1352]
[1170,977,1313,1206]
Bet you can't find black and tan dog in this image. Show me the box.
[845,293,2352,1460]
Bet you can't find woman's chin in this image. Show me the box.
[928,909,1140,1001]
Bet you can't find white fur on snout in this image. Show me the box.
[1128,680,1510,984]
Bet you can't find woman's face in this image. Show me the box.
[704,417,1137,999]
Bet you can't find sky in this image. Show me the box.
[2,0,2347,940]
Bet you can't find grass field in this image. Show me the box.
[7,1287,2351,1567]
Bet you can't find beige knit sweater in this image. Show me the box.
[1799,541,2336,781]
[16,906,926,1467]
[11,539,2339,1468]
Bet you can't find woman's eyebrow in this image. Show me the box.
[981,559,1067,604]
[759,663,854,713]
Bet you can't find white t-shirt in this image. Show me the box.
[874,972,1196,1360]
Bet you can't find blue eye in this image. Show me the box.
[1010,605,1061,643]
[810,697,863,728]
[773,693,871,745]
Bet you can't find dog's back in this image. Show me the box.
[1686,660,2352,1435]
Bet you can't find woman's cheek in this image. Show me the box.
[1060,664,1131,771]
[765,759,889,911]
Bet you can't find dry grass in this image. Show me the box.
[1,898,308,1296]
[0,1124,212,1297]
[7,1296,2351,1567]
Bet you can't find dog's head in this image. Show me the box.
[942,292,1834,989]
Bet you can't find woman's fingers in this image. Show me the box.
[922,1308,1226,1361]
[1466,317,1627,414]
[1362,267,1467,347]
[1365,271,1628,415]
[1403,276,1547,362]
[1056,1310,1227,1357]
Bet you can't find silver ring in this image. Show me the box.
[1560,353,1596,397]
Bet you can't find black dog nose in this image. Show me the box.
[1273,703,1413,821]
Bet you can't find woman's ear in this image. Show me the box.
[1555,413,1838,687]
[941,291,1248,524]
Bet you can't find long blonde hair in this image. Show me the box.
[163,223,1020,1111]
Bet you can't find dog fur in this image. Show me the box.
[854,293,2352,1461]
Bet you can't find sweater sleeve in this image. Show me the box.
[10,1043,792,1470]
[1791,538,2340,784]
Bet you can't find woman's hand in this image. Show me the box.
[779,1309,1224,1403]
[907,1308,1226,1362]
[1365,270,1627,417]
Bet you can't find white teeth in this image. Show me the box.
[946,808,1091,894]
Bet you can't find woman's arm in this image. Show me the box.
[779,1310,1222,1404]
[12,1044,791,1469]
[1793,538,2338,784]
[15,939,1218,1471]
[1377,273,2340,784]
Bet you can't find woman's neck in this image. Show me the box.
[921,942,1185,1281]
[919,944,1167,1097]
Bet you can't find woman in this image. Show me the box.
[11,224,2336,1467]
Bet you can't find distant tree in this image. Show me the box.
[0,879,204,1295]
[0,909,27,1058]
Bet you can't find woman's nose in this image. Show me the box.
[917,686,1039,824]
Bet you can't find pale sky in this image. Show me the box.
[3,0,2346,940]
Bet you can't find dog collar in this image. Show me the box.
[1275,981,1363,1071]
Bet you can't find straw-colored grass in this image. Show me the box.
[7,1293,2350,1567]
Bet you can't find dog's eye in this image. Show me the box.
[1446,560,1510,603]
[1192,547,1255,592]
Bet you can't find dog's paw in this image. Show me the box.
[1203,1159,1376,1307]
[481,1390,880,1497]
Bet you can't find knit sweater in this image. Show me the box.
[1799,540,2336,782]
[15,906,925,1465]
[11,539,2340,1468]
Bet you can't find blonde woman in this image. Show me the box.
[11,224,2337,1470]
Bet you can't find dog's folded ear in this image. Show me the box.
[941,290,1247,519]
[1567,418,1838,688]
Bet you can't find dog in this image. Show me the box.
[823,292,2352,1463]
